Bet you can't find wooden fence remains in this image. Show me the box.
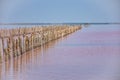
[0,25,81,62]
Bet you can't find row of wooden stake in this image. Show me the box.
[0,25,81,63]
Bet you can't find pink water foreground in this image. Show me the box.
[0,25,120,80]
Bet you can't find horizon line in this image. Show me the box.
[0,22,120,25]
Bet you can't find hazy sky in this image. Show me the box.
[0,0,120,23]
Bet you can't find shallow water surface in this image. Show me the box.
[0,25,120,80]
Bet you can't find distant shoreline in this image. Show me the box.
[0,23,120,25]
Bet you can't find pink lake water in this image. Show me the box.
[0,25,120,80]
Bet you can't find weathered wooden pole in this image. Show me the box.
[25,36,29,52]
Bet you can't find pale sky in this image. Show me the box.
[0,0,120,23]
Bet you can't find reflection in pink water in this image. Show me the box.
[0,25,120,80]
